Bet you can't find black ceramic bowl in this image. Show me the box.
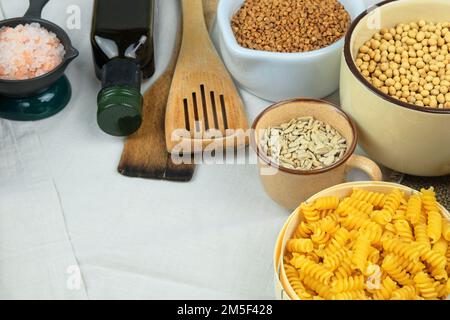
[0,0,79,97]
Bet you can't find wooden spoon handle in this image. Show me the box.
[180,0,212,48]
[203,0,218,29]
[164,0,218,181]
[181,0,206,27]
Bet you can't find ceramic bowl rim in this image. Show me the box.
[217,0,367,60]
[343,0,450,115]
[250,98,358,176]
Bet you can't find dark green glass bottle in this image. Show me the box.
[91,0,155,136]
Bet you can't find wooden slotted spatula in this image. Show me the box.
[118,0,218,180]
[165,0,249,154]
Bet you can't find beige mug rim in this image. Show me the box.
[250,98,358,176]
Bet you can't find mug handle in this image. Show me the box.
[345,155,383,181]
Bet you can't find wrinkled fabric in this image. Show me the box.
[0,0,381,299]
[0,121,87,299]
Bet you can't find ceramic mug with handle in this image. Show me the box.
[251,99,383,210]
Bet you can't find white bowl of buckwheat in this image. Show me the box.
[215,0,366,101]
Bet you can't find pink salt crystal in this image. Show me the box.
[0,23,65,80]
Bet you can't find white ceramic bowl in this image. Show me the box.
[215,0,366,102]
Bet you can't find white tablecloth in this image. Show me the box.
[0,0,379,299]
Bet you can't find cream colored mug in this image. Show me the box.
[251,99,383,210]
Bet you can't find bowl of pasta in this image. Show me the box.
[274,181,450,300]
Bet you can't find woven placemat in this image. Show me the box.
[386,172,450,210]
[401,175,450,211]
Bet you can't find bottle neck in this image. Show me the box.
[101,58,142,91]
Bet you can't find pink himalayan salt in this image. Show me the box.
[0,23,65,80]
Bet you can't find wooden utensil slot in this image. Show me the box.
[165,0,249,153]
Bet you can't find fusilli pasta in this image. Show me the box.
[414,271,438,299]
[284,264,313,300]
[443,220,450,241]
[381,254,414,286]
[331,275,365,293]
[287,239,314,253]
[391,285,416,300]
[394,220,414,242]
[291,254,333,285]
[313,196,340,211]
[283,188,449,300]
[406,194,422,225]
[427,210,443,244]
[371,276,397,300]
[351,235,371,272]
[351,189,386,208]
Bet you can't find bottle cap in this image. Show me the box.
[97,59,143,136]
[97,86,143,136]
